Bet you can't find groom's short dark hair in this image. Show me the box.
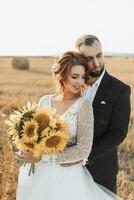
[75,35,101,50]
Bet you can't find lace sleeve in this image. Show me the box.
[58,99,94,165]
[38,95,50,109]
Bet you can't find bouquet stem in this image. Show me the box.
[19,160,35,176]
[28,163,35,176]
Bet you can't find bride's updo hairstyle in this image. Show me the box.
[52,51,89,93]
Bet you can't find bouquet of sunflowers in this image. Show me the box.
[7,102,69,176]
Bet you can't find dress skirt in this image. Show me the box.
[16,161,123,200]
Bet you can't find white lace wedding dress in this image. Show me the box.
[16,95,123,200]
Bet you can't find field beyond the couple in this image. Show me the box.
[0,56,134,200]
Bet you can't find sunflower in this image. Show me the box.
[49,115,58,129]
[46,108,62,129]
[6,113,22,135]
[33,139,46,158]
[6,102,37,136]
[40,127,50,138]
[7,121,19,136]
[33,110,50,131]
[15,138,35,153]
[22,119,39,144]
[18,101,38,114]
[43,130,70,154]
[55,117,69,131]
[34,108,58,130]
[15,138,44,159]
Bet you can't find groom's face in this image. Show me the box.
[79,41,104,77]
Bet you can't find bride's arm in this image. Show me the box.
[58,99,94,166]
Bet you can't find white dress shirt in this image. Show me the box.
[84,69,105,103]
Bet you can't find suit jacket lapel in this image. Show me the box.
[93,71,112,108]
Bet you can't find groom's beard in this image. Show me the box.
[89,65,104,78]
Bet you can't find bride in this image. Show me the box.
[16,51,123,200]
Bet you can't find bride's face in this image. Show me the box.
[63,64,86,95]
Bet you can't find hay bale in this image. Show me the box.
[12,57,29,70]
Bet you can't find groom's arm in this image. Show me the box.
[88,85,131,164]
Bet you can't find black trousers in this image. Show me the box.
[94,178,117,194]
[86,150,118,194]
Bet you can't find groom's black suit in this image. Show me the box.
[86,70,131,193]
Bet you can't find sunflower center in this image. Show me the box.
[55,123,61,131]
[35,114,50,131]
[27,127,35,137]
[46,136,61,148]
[25,143,34,148]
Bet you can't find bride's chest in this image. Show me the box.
[63,105,78,144]
[51,99,78,116]
[52,100,79,142]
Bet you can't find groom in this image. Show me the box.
[75,35,131,193]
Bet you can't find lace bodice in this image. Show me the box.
[38,95,94,165]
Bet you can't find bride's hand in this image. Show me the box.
[15,151,41,163]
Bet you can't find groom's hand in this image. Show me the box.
[60,160,82,167]
[86,157,94,167]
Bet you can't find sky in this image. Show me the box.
[0,0,134,56]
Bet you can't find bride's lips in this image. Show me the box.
[74,86,81,90]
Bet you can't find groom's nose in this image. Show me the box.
[93,57,99,67]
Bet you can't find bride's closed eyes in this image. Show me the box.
[71,74,86,79]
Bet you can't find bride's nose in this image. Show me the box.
[75,78,84,85]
